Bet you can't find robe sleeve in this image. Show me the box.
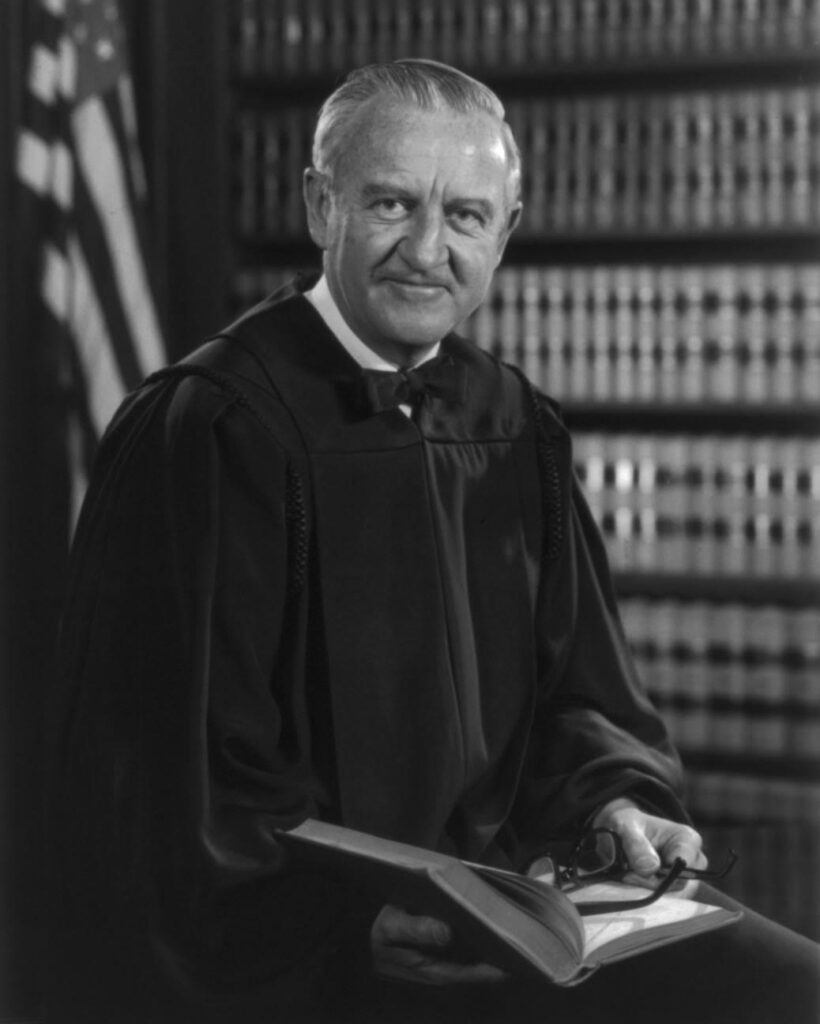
[510,410,689,853]
[50,375,378,1000]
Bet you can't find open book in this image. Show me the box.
[276,818,742,986]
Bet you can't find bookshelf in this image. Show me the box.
[216,0,820,938]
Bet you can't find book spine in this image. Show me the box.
[736,90,765,229]
[390,1,411,63]
[280,0,304,78]
[463,264,820,408]
[513,88,820,237]
[235,110,260,238]
[784,88,813,225]
[232,0,820,82]
[656,267,680,402]
[303,0,327,75]
[498,267,522,367]
[688,772,820,823]
[685,436,711,576]
[741,265,767,403]
[787,607,820,758]
[620,594,820,769]
[285,107,308,237]
[479,0,504,68]
[567,268,590,399]
[544,267,568,397]
[371,0,393,62]
[549,101,572,234]
[521,267,543,387]
[713,92,737,229]
[570,430,820,581]
[573,432,607,532]
[325,0,347,72]
[797,265,820,404]
[505,0,530,69]
[234,0,259,78]
[769,265,796,405]
[589,267,610,402]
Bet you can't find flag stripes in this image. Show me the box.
[72,95,164,377]
[16,0,166,527]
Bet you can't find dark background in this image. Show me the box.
[1,2,818,1021]
[0,3,224,1018]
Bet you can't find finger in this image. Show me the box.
[660,826,707,871]
[373,906,452,949]
[375,946,507,986]
[617,820,661,876]
[412,959,508,986]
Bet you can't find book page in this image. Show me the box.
[564,882,721,957]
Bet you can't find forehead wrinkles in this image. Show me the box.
[337,103,511,202]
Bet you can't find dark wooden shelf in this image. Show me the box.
[505,234,820,266]
[682,749,820,780]
[234,232,820,269]
[613,571,820,607]
[230,50,820,104]
[563,402,820,434]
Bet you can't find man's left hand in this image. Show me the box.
[592,798,708,882]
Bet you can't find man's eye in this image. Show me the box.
[451,208,486,228]
[372,199,408,218]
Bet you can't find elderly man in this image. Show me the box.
[47,60,818,1023]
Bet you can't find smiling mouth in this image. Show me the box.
[384,279,449,296]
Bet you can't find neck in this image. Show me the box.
[363,338,440,370]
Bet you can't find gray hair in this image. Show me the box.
[311,59,522,207]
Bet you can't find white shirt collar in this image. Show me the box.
[304,274,440,371]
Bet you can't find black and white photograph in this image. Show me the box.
[0,2,818,1021]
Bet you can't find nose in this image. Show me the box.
[398,208,447,271]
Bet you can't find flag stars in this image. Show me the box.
[96,38,115,61]
[68,0,126,99]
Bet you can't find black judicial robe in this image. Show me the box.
[47,285,688,1022]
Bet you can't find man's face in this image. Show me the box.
[304,100,521,365]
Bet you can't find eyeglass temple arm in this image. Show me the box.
[575,857,687,918]
[684,848,739,880]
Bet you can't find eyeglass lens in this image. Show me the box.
[574,830,619,877]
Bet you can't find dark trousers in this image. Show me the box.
[47,886,820,1024]
[331,885,820,1024]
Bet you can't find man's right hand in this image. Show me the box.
[370,904,508,986]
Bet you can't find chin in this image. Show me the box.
[382,314,455,349]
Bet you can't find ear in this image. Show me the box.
[303,168,332,249]
[494,202,522,265]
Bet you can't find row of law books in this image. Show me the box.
[621,597,819,690]
[619,597,819,759]
[230,0,820,80]
[232,107,310,242]
[573,432,820,579]
[230,87,820,241]
[469,263,820,407]
[505,87,820,234]
[687,770,820,823]
[656,685,818,761]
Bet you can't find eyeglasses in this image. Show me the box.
[551,828,738,917]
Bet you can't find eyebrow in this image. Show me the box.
[359,181,414,203]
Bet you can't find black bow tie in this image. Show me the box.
[357,355,467,414]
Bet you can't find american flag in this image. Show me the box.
[16,0,166,528]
